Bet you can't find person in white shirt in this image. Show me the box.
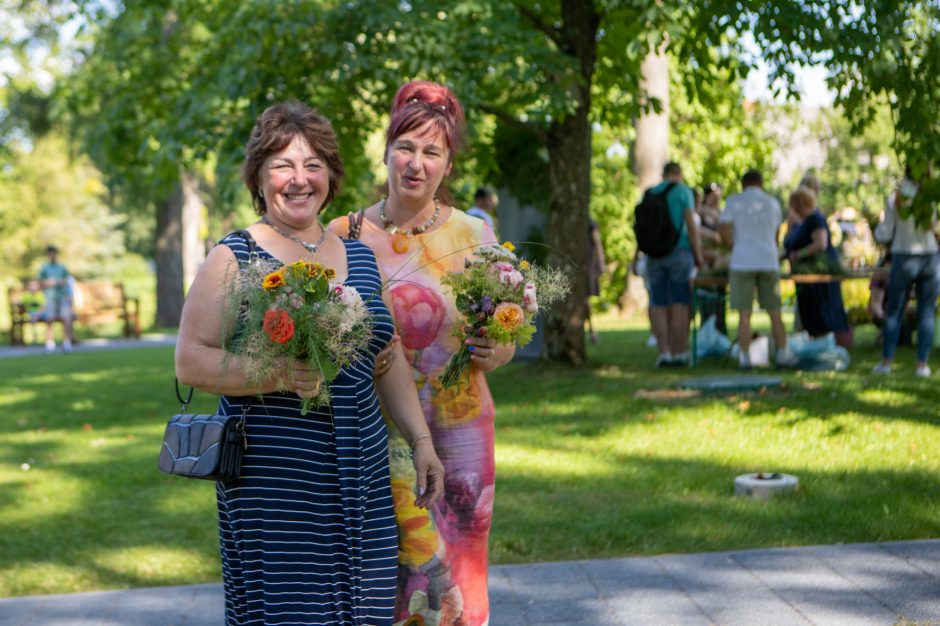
[719,170,796,368]
[467,186,497,233]
[872,169,940,378]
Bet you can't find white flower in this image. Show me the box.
[330,283,366,334]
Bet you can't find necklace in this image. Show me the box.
[379,197,441,236]
[261,216,328,254]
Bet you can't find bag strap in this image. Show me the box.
[232,229,259,266]
[174,378,251,420]
[347,208,366,240]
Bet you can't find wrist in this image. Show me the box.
[410,433,432,455]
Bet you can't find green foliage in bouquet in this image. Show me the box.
[221,259,373,413]
[789,253,848,276]
[439,242,568,389]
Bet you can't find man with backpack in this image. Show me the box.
[635,161,705,367]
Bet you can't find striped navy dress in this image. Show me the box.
[215,234,397,626]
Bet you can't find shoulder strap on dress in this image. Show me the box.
[347,208,366,240]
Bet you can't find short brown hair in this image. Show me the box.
[789,186,817,214]
[243,101,345,215]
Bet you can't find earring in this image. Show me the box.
[258,189,264,199]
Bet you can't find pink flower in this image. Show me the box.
[390,283,446,350]
[496,262,524,288]
[523,282,538,313]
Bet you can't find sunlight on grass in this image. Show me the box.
[92,546,218,581]
[0,388,37,408]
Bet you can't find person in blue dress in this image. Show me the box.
[175,101,444,626]
[783,186,849,340]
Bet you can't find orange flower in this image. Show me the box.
[493,302,525,330]
[262,308,295,344]
[262,271,285,290]
[323,267,336,280]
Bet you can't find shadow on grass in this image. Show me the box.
[490,453,940,564]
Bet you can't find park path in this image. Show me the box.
[1,539,939,625]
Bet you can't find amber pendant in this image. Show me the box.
[392,232,410,254]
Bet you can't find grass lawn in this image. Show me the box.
[1,316,939,596]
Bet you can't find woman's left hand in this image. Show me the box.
[412,438,444,509]
[466,336,514,373]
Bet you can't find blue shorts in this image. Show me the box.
[647,247,693,307]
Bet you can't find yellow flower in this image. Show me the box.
[287,260,308,277]
[494,302,525,330]
[323,267,336,280]
[519,260,530,270]
[262,271,285,290]
[501,241,515,252]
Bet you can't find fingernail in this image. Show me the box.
[417,487,426,496]
[467,345,475,352]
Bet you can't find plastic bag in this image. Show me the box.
[788,331,851,371]
[696,315,732,358]
[729,335,771,366]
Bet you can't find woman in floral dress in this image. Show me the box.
[329,80,515,626]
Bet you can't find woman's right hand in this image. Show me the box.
[281,359,323,398]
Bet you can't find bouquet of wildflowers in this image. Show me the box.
[439,242,567,389]
[223,259,372,414]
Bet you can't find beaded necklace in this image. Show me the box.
[379,197,441,235]
[261,215,328,254]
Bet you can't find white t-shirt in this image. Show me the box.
[719,186,782,271]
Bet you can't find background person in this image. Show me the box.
[645,161,705,367]
[719,170,796,368]
[329,81,512,626]
[175,101,443,626]
[467,185,497,233]
[37,245,74,353]
[783,186,850,344]
[696,181,728,333]
[872,169,940,377]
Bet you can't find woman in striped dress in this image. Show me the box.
[176,101,444,626]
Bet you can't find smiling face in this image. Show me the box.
[386,121,452,206]
[259,134,331,228]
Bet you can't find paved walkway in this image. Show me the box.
[1,539,938,625]
[0,335,177,359]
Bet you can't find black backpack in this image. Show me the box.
[634,182,681,258]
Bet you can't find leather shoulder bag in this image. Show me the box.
[157,382,248,481]
[157,229,257,481]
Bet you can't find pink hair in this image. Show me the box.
[385,80,465,162]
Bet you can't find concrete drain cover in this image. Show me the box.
[734,472,799,500]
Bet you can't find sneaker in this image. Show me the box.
[62,340,73,354]
[915,364,931,378]
[776,348,798,368]
[739,353,752,370]
[646,335,658,348]
[655,353,674,368]
[44,340,56,354]
[672,351,691,367]
[872,362,892,375]
[589,330,599,344]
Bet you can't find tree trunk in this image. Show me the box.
[543,0,599,365]
[155,180,185,328]
[181,169,206,291]
[632,46,670,190]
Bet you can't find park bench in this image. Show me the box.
[7,280,141,345]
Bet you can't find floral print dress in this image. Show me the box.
[329,210,498,626]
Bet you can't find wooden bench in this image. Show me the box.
[8,280,141,345]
